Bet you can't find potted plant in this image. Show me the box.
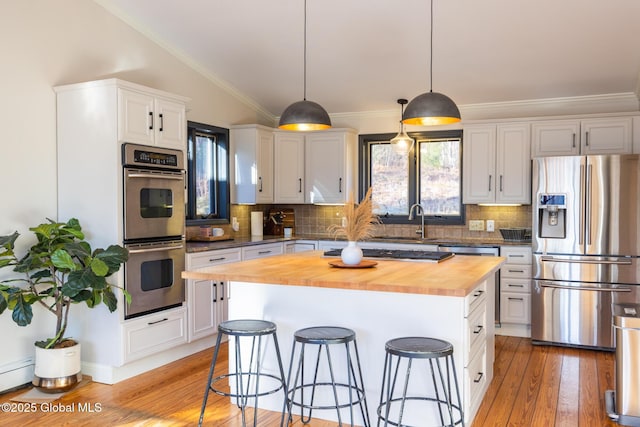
[328,187,381,265]
[0,218,129,392]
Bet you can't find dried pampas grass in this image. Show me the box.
[328,187,380,241]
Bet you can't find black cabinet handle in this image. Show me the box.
[474,372,484,383]
[147,318,168,325]
[159,113,164,131]
[298,178,302,193]
[149,111,154,130]
[339,177,343,193]
[473,325,484,334]
[259,177,263,192]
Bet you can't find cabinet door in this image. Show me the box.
[188,280,218,342]
[500,292,531,324]
[581,117,632,155]
[305,133,347,203]
[274,133,305,203]
[463,125,496,204]
[496,124,531,204]
[118,89,155,145]
[531,120,580,157]
[154,98,186,150]
[256,129,274,203]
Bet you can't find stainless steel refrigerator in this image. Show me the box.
[532,154,640,349]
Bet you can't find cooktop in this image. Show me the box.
[323,248,455,262]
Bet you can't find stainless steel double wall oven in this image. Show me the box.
[122,143,186,318]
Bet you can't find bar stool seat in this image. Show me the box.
[199,319,287,427]
[283,326,371,426]
[377,337,464,427]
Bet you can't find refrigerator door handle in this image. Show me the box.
[539,281,632,292]
[586,163,592,246]
[579,163,586,245]
[540,256,633,265]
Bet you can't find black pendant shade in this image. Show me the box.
[402,91,461,126]
[278,99,331,131]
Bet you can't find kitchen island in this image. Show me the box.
[182,250,504,425]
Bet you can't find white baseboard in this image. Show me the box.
[0,357,35,393]
[496,323,531,338]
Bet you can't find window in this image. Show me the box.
[359,130,464,225]
[186,121,230,225]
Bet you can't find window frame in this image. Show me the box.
[186,121,231,226]
[358,129,465,225]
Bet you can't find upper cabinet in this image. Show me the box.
[531,117,633,157]
[231,125,274,204]
[463,123,531,204]
[274,132,306,203]
[305,130,357,204]
[118,87,187,150]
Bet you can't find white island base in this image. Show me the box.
[226,276,495,426]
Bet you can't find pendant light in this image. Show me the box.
[403,0,460,126]
[390,99,415,154]
[278,0,331,131]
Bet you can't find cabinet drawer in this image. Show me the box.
[464,305,486,367]
[500,265,531,280]
[464,347,487,417]
[501,278,531,293]
[188,248,241,269]
[465,281,487,317]
[500,292,531,324]
[242,242,284,260]
[500,246,532,265]
[123,307,187,363]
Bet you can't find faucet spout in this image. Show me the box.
[408,204,426,239]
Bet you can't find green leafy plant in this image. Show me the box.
[0,218,129,349]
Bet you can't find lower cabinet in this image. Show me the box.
[499,246,532,329]
[463,280,489,419]
[122,306,188,363]
[186,248,241,342]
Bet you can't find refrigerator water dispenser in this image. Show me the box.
[538,194,566,238]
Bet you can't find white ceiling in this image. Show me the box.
[96,0,640,119]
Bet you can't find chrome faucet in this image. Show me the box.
[408,203,426,239]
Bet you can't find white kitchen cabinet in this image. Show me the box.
[463,123,531,204]
[305,129,358,204]
[531,117,633,157]
[185,248,241,342]
[231,125,274,204]
[285,240,317,253]
[274,132,305,203]
[241,242,284,260]
[499,246,532,329]
[118,87,187,150]
[122,306,188,363]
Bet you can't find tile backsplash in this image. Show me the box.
[188,204,532,241]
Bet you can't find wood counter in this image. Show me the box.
[181,250,505,297]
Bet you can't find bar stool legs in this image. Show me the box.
[377,337,464,427]
[199,319,287,427]
[282,326,371,427]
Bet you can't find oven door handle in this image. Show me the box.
[540,256,632,265]
[127,244,184,254]
[126,172,184,181]
[539,281,632,292]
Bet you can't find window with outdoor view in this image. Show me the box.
[359,130,464,225]
[186,121,230,225]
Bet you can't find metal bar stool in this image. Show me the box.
[199,319,287,427]
[377,337,464,427]
[282,326,371,426]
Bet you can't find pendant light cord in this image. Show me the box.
[429,0,433,93]
[303,0,307,101]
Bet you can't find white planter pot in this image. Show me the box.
[341,241,363,265]
[32,342,82,393]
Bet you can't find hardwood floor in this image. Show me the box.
[0,336,618,426]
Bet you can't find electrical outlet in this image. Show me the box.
[469,220,484,231]
[486,220,495,232]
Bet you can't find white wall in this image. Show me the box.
[0,0,271,383]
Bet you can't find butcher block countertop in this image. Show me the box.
[182,250,505,297]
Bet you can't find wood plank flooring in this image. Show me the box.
[0,336,618,426]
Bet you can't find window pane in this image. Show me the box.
[195,134,215,217]
[370,143,409,215]
[419,139,461,216]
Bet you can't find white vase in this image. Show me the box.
[341,241,363,265]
